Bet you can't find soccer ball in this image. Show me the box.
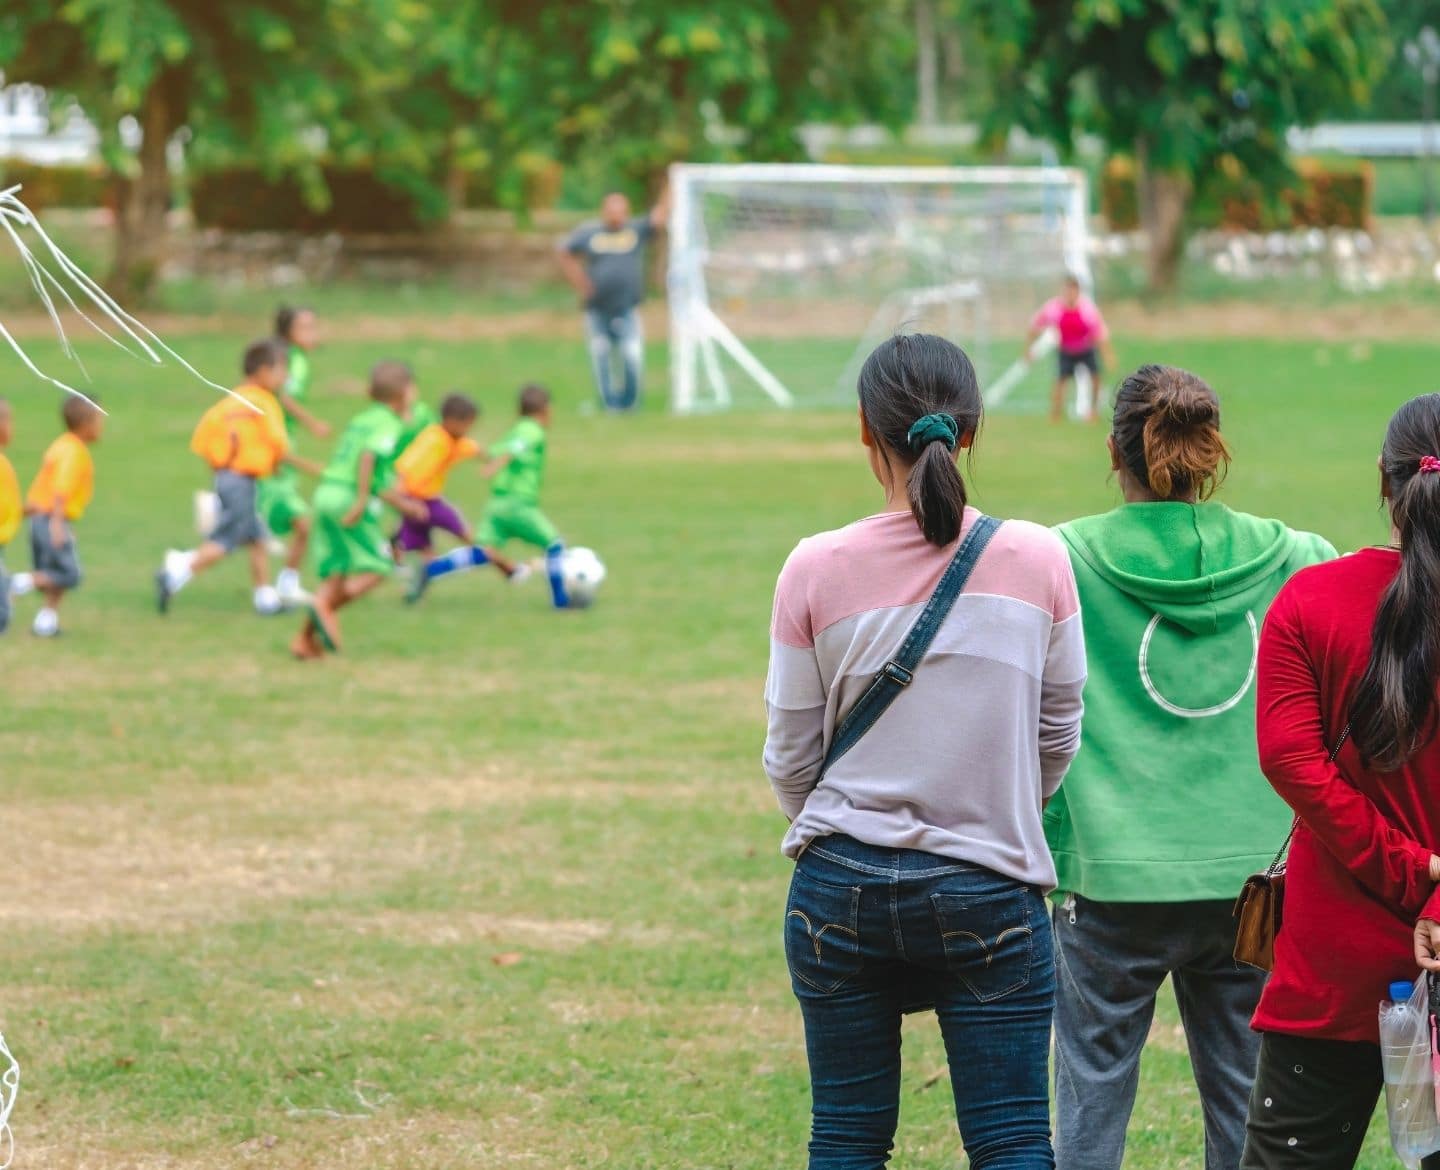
[561,547,606,609]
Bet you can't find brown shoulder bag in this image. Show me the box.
[1233,725,1350,972]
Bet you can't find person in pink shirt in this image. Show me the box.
[1025,275,1116,424]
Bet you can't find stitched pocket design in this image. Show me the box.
[785,871,862,994]
[930,889,1035,1003]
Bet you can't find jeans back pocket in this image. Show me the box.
[785,870,863,995]
[930,887,1035,1003]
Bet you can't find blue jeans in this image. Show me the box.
[584,307,643,410]
[786,834,1056,1170]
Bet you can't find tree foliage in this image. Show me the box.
[1364,0,1440,119]
[963,0,1390,288]
[370,0,914,205]
[0,1,916,293]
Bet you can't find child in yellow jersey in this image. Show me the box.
[0,399,19,634]
[393,392,523,604]
[155,339,321,617]
[8,394,104,638]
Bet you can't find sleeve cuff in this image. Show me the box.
[1421,884,1440,925]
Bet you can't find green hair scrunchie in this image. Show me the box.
[906,412,959,454]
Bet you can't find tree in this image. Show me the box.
[0,1,916,298]
[963,0,1389,291]
[0,0,395,299]
[392,0,915,208]
[1365,0,1440,119]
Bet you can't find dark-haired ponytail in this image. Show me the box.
[908,430,969,546]
[857,334,983,548]
[1351,394,1440,769]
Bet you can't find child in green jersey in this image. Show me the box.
[262,305,330,606]
[422,383,571,608]
[293,360,427,659]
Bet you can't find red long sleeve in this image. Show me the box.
[1252,550,1440,1043]
[1256,588,1434,918]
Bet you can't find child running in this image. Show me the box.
[262,305,331,607]
[424,383,569,608]
[393,392,523,604]
[156,339,320,616]
[1025,273,1116,424]
[294,360,427,659]
[0,399,19,634]
[9,394,103,638]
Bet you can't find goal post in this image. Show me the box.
[666,162,1094,415]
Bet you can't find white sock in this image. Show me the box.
[165,550,196,592]
[9,572,33,597]
[276,567,301,595]
[32,607,58,637]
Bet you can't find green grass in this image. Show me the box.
[0,325,1424,1168]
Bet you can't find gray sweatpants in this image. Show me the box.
[1053,895,1266,1170]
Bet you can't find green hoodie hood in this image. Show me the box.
[1060,502,1312,636]
[1046,502,1336,903]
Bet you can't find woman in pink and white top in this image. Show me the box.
[1025,274,1116,424]
[765,332,1087,1169]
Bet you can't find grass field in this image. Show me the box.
[0,322,1425,1169]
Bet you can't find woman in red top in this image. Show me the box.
[1242,393,1440,1169]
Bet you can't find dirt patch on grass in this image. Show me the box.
[19,1110,559,1170]
[323,908,689,955]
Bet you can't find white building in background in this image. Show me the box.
[0,83,99,164]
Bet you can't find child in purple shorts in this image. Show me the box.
[391,393,522,602]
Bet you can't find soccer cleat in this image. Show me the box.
[155,568,173,615]
[276,577,312,610]
[278,585,313,610]
[404,566,431,605]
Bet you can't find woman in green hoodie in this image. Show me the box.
[1045,365,1335,1170]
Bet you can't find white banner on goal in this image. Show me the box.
[666,163,1093,415]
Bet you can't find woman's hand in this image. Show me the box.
[1415,918,1440,972]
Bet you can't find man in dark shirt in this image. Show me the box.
[558,187,669,411]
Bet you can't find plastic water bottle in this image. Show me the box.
[1380,979,1439,1164]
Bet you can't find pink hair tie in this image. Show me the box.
[1421,456,1440,475]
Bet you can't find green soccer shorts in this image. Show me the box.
[258,468,310,538]
[475,497,560,551]
[311,484,394,580]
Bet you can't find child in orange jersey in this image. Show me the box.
[156,339,321,616]
[393,392,523,603]
[0,399,19,634]
[9,394,104,637]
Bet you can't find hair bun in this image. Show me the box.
[1150,379,1219,431]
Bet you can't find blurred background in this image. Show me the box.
[0,0,1436,312]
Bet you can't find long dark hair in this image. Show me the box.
[857,333,982,546]
[1350,393,1440,770]
[1111,364,1231,501]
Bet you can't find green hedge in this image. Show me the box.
[1101,157,1372,232]
[0,161,113,210]
[189,167,428,233]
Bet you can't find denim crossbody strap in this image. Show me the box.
[820,513,1003,776]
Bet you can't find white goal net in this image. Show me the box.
[667,163,1094,414]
